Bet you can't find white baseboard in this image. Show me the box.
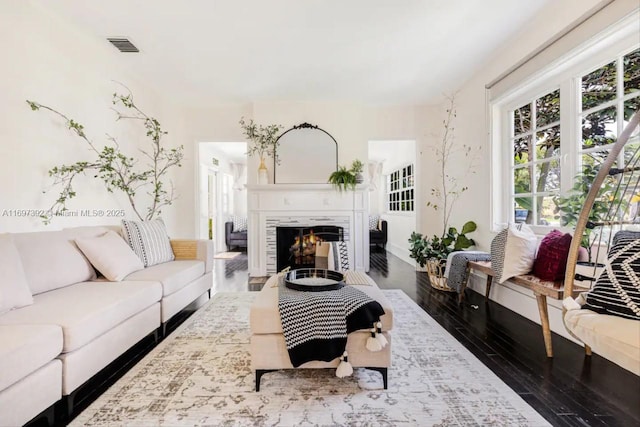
[386,243,415,267]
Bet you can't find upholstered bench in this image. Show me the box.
[249,272,393,391]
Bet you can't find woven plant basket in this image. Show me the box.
[425,259,456,292]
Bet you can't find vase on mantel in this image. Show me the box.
[258,156,269,185]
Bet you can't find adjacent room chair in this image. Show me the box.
[370,219,387,251]
[225,221,247,251]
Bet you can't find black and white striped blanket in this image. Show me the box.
[278,283,385,367]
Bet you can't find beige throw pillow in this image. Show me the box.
[0,234,34,314]
[500,223,538,283]
[75,231,144,281]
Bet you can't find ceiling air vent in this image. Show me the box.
[107,38,139,53]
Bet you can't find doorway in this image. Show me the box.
[197,142,247,253]
[368,140,417,265]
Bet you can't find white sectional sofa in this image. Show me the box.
[0,225,212,426]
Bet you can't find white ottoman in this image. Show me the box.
[249,273,393,391]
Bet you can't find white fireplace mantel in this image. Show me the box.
[246,184,370,277]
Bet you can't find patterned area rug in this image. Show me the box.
[71,291,550,426]
[213,252,241,259]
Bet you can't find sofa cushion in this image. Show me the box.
[76,231,144,281]
[0,324,63,391]
[124,260,205,297]
[122,219,175,267]
[12,230,96,295]
[250,274,393,335]
[0,235,33,314]
[0,281,162,353]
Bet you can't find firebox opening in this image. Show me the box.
[276,226,344,272]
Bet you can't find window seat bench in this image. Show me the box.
[466,260,589,358]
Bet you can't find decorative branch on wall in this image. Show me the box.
[26,89,184,224]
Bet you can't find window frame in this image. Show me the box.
[491,29,639,235]
[386,163,415,213]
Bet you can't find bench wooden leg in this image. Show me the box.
[585,345,592,356]
[484,275,493,302]
[535,293,553,358]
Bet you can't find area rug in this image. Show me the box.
[71,291,550,426]
[213,251,241,259]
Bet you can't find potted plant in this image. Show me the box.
[351,159,364,183]
[239,117,283,184]
[408,94,481,290]
[328,159,365,191]
[328,165,357,192]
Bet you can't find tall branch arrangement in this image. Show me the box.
[427,94,481,237]
[239,117,283,163]
[26,91,184,224]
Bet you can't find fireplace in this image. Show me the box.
[276,225,343,271]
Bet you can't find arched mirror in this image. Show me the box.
[274,123,338,184]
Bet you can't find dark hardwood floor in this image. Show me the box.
[366,249,640,427]
[52,249,639,427]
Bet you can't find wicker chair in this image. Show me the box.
[562,110,640,375]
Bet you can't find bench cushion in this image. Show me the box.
[0,324,63,391]
[0,281,161,353]
[125,260,205,296]
[565,307,640,375]
[250,274,393,335]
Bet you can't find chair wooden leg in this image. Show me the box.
[484,275,493,302]
[535,293,553,358]
[585,345,592,356]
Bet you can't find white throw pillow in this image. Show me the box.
[0,235,34,314]
[500,223,538,283]
[121,219,175,267]
[76,231,144,281]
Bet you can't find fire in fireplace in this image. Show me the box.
[276,226,343,271]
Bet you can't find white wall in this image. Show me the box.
[0,0,190,237]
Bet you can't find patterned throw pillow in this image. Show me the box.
[121,219,175,267]
[490,228,509,283]
[583,232,640,320]
[331,241,350,272]
[232,216,248,232]
[532,230,573,281]
[369,215,380,231]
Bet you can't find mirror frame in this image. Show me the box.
[274,122,338,184]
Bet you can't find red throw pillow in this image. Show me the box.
[533,230,573,281]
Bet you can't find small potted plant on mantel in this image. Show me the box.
[239,117,283,185]
[328,159,365,191]
[408,94,481,290]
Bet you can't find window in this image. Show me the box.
[511,88,561,226]
[387,164,414,212]
[496,43,639,232]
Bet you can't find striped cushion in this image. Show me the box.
[583,232,640,320]
[121,219,175,267]
[330,241,350,272]
[490,229,508,283]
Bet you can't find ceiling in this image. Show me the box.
[37,0,552,107]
